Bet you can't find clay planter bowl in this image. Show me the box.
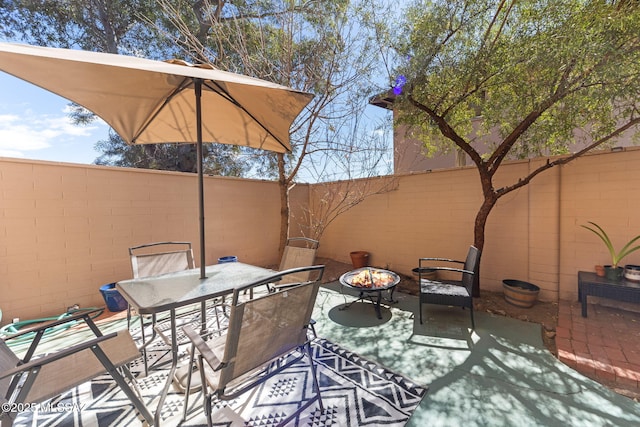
[412,267,438,281]
[624,265,640,282]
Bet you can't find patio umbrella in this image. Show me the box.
[0,42,313,278]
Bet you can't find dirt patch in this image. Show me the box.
[317,257,558,355]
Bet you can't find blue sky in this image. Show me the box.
[0,70,393,178]
[0,71,109,164]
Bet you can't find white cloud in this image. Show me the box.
[0,73,109,163]
[0,149,24,157]
[0,111,98,153]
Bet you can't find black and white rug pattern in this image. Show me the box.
[14,324,426,426]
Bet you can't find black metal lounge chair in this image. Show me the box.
[417,246,480,329]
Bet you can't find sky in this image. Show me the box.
[0,71,109,165]
[0,37,393,178]
[0,1,400,172]
[0,69,393,178]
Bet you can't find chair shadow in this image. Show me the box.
[407,306,476,350]
[328,301,393,327]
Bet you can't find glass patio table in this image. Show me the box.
[117,262,275,426]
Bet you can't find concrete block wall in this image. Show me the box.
[315,147,640,302]
[2,146,640,324]
[0,158,288,323]
[559,149,640,301]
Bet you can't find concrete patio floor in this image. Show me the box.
[313,282,640,426]
[6,276,640,426]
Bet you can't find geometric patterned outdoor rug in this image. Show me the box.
[13,337,426,426]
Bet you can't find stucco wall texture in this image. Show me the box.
[2,147,639,323]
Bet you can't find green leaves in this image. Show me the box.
[394,0,640,160]
[581,222,640,268]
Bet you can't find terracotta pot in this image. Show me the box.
[595,265,605,277]
[349,251,369,269]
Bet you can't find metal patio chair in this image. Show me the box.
[129,241,223,374]
[269,238,320,336]
[277,237,319,282]
[417,245,480,329]
[0,308,153,426]
[182,265,325,427]
[265,237,319,293]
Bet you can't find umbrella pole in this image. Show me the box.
[195,78,206,279]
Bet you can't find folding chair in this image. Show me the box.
[129,242,223,374]
[0,308,153,426]
[183,265,325,427]
[270,238,320,336]
[276,237,319,284]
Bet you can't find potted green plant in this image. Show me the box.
[581,222,640,280]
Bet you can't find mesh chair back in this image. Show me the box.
[278,238,319,282]
[219,279,320,388]
[26,332,139,403]
[129,241,194,278]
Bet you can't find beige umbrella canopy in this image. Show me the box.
[0,42,314,278]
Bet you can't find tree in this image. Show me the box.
[0,0,246,175]
[0,0,164,55]
[94,131,250,175]
[391,0,640,295]
[3,0,398,251]
[299,115,397,241]
[160,0,396,252]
